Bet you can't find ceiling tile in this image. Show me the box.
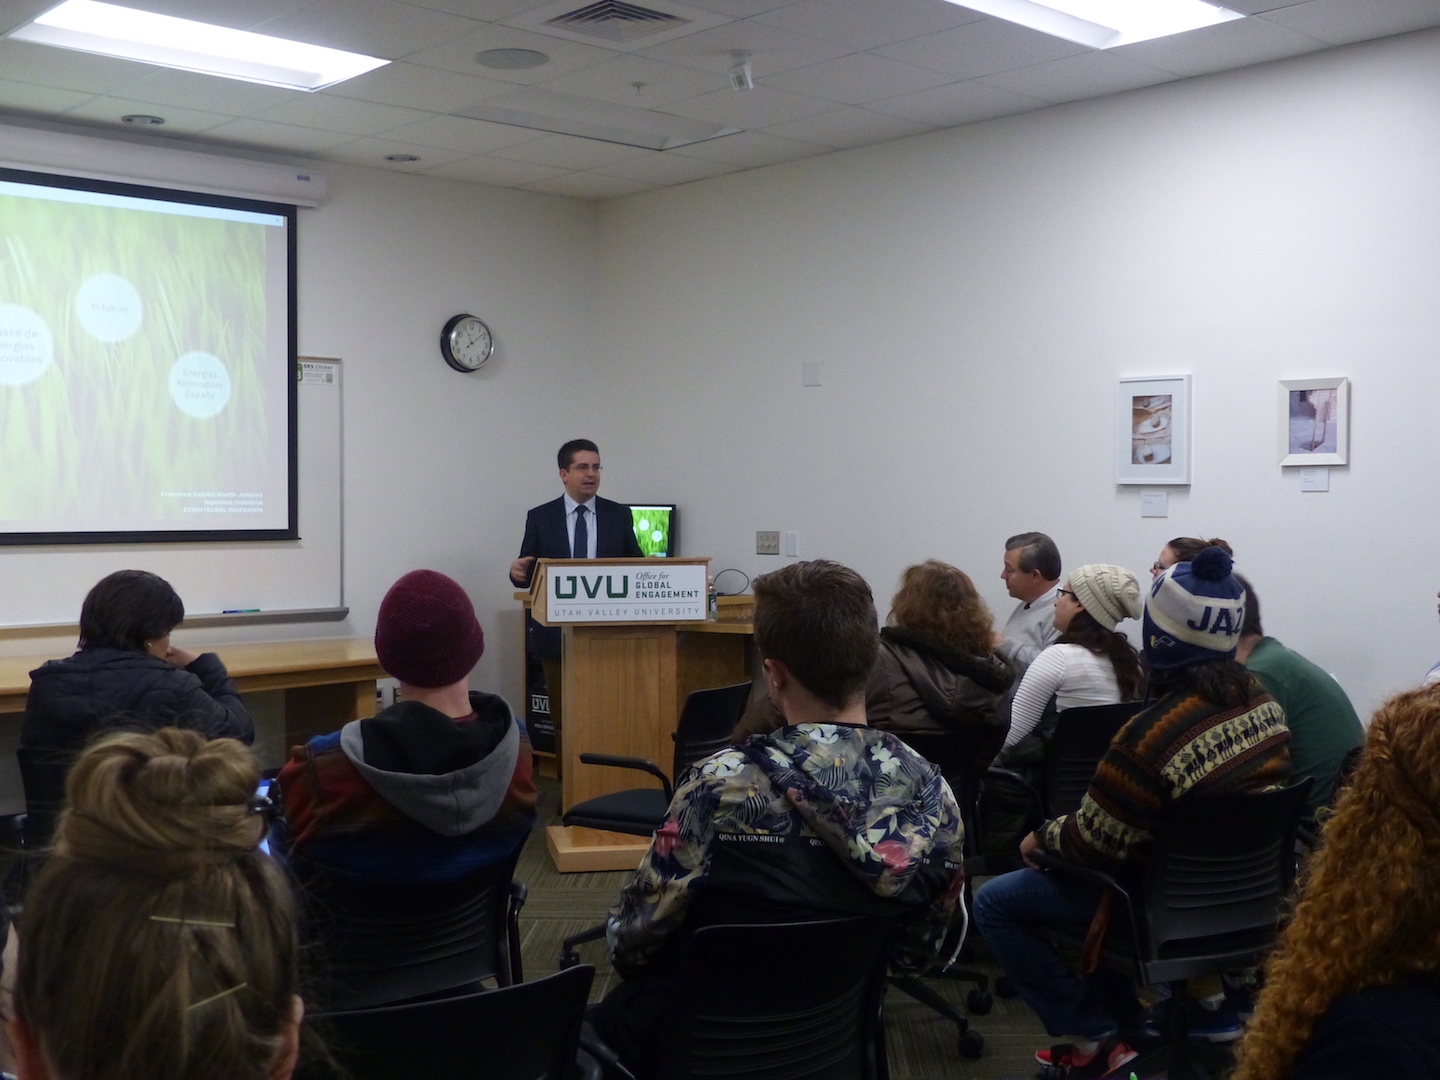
[1111,15,1327,77]
[0,40,154,95]
[667,82,835,126]
[875,17,1088,78]
[489,132,649,167]
[202,118,359,152]
[63,96,234,134]
[594,151,742,183]
[753,0,986,51]
[1260,0,1440,46]
[1222,0,1319,12]
[255,95,433,135]
[866,78,1045,126]
[321,136,473,166]
[538,54,730,108]
[405,0,556,19]
[378,113,547,153]
[978,50,1180,104]
[420,155,568,185]
[520,171,659,199]
[252,0,483,58]
[680,0,804,17]
[0,80,93,114]
[324,62,516,112]
[118,69,300,114]
[635,21,851,78]
[760,105,934,147]
[671,128,828,164]
[760,52,952,105]
[405,24,618,84]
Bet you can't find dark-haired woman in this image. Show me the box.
[22,570,253,761]
[1003,563,1144,751]
[1152,535,1232,578]
[866,560,1015,738]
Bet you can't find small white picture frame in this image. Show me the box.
[1279,378,1349,467]
[1116,375,1191,485]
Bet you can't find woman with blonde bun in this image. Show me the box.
[9,728,302,1080]
[1232,685,1440,1080]
[1003,563,1144,750]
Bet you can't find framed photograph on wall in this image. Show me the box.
[1279,377,1349,466]
[1116,375,1191,485]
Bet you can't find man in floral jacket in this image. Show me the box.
[592,560,966,1076]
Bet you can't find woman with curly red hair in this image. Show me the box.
[1232,685,1440,1080]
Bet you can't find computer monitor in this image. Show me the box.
[630,504,677,557]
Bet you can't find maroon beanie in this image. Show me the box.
[374,570,485,688]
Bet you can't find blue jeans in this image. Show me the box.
[974,867,1134,1040]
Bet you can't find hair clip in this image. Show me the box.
[187,982,248,1011]
[247,793,278,821]
[149,915,237,928]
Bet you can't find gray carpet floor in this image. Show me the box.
[518,777,1052,1080]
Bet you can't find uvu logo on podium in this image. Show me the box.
[548,563,707,622]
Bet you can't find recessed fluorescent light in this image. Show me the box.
[10,0,389,91]
[944,0,1243,48]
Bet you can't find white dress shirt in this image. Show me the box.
[563,493,598,559]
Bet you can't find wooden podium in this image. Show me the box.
[518,558,753,872]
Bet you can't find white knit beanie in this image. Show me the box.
[1068,564,1142,631]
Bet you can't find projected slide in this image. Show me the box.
[0,169,293,541]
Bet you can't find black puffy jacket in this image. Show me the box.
[22,646,255,757]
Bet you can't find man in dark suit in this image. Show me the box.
[510,439,643,746]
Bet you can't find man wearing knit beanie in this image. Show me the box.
[276,569,537,886]
[975,546,1291,1074]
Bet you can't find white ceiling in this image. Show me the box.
[1,0,1438,200]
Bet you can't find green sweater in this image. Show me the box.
[1244,636,1364,814]
[1038,681,1292,869]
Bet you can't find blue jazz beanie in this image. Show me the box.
[1142,546,1247,670]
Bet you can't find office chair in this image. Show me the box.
[559,681,751,966]
[294,840,529,1011]
[1032,778,1313,1080]
[306,964,600,1080]
[631,917,892,1080]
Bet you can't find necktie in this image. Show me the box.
[573,504,588,559]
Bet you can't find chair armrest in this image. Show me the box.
[506,879,529,985]
[578,754,673,802]
[1029,850,1125,897]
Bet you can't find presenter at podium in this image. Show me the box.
[509,439,643,745]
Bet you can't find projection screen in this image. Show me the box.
[0,166,296,544]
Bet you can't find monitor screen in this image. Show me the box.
[630,504,677,557]
[0,166,297,545]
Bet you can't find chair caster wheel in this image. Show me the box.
[1039,1064,1064,1080]
[966,989,993,1015]
[995,976,1017,998]
[959,1029,984,1058]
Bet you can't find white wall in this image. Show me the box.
[594,28,1440,718]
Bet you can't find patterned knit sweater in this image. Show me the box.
[1036,681,1291,870]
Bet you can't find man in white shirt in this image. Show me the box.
[998,531,1063,673]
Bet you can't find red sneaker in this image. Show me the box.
[1035,1037,1139,1077]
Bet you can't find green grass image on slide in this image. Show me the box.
[631,507,671,556]
[0,193,271,526]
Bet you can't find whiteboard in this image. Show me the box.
[0,357,343,628]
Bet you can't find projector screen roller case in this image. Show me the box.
[0,167,296,543]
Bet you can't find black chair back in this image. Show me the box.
[295,841,527,1011]
[310,964,595,1080]
[1137,778,1313,984]
[672,681,754,778]
[1043,701,1142,818]
[654,917,891,1080]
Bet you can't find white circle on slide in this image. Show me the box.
[75,273,143,342]
[0,304,54,386]
[169,352,231,419]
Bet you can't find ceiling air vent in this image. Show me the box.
[545,0,690,42]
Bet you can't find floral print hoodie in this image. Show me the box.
[606,722,966,975]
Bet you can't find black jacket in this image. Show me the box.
[23,646,255,757]
[1292,975,1440,1079]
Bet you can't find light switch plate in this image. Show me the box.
[756,530,780,555]
[783,531,799,557]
